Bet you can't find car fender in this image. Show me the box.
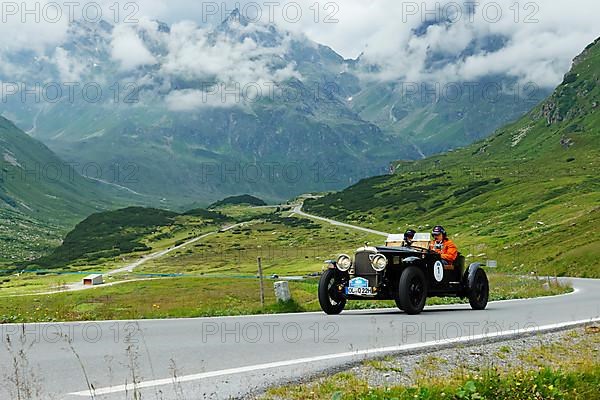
[323,262,350,282]
[402,256,421,265]
[463,262,482,290]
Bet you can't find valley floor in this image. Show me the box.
[0,204,573,323]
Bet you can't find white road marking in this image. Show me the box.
[68,317,600,397]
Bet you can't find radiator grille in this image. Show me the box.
[354,250,378,286]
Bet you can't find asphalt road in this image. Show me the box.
[292,204,389,237]
[0,278,598,399]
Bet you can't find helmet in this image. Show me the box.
[432,226,446,236]
[404,229,416,240]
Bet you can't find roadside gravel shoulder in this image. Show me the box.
[260,325,600,399]
[347,325,600,388]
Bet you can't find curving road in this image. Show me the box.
[292,204,389,237]
[0,206,598,399]
[3,222,248,297]
[0,279,598,399]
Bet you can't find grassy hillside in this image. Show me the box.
[209,194,267,209]
[0,208,62,263]
[305,38,600,278]
[137,211,382,277]
[26,207,231,269]
[0,117,139,262]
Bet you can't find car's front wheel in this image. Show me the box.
[469,268,489,310]
[394,297,404,311]
[318,269,347,315]
[397,267,428,315]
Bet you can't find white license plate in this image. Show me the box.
[346,287,375,296]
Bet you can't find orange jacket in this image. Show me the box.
[430,238,458,264]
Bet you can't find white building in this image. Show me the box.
[82,274,104,286]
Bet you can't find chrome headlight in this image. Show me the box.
[371,254,388,272]
[336,254,352,272]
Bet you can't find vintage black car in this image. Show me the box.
[318,234,489,315]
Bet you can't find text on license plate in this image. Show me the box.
[346,287,374,296]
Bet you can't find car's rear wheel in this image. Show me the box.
[469,268,489,310]
[318,269,346,315]
[397,267,428,315]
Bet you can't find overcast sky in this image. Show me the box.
[151,0,600,87]
[1,0,598,88]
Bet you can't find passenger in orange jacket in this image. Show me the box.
[430,225,458,265]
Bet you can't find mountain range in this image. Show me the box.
[1,10,549,206]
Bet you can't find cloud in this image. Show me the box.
[110,24,157,70]
[159,19,301,110]
[0,1,69,54]
[159,20,299,85]
[438,30,596,87]
[52,47,87,81]
[320,0,599,87]
[165,88,242,111]
[2,0,597,95]
[138,0,599,88]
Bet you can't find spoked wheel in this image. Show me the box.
[318,269,347,315]
[469,268,489,310]
[397,267,428,315]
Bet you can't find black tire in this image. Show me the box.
[394,298,404,311]
[469,268,489,310]
[318,269,346,315]
[397,267,428,315]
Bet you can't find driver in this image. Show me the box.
[430,226,458,266]
[403,229,417,247]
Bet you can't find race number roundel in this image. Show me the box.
[434,261,444,282]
